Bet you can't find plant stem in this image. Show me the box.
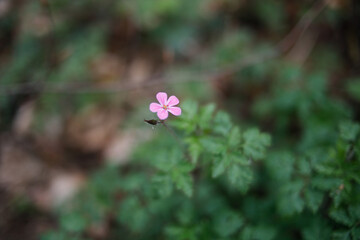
[161,120,192,162]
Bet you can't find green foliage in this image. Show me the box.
[213,210,243,237]
[42,98,360,240]
[242,128,271,160]
[5,0,359,239]
[339,121,360,142]
[172,100,271,193]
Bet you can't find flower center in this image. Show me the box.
[163,105,168,110]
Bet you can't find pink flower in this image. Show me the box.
[149,92,182,120]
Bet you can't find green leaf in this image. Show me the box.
[181,100,199,120]
[227,165,253,192]
[213,111,232,136]
[301,218,331,240]
[185,137,202,163]
[348,204,360,221]
[172,171,193,197]
[228,126,241,148]
[339,121,360,142]
[200,137,225,154]
[304,188,324,213]
[213,210,243,237]
[265,151,295,181]
[297,157,311,175]
[151,174,174,198]
[165,225,201,240]
[332,231,351,240]
[118,196,149,231]
[240,225,277,240]
[176,161,196,173]
[329,208,353,227]
[212,155,229,178]
[351,227,360,240]
[229,152,250,166]
[242,128,271,160]
[311,177,342,191]
[172,100,198,133]
[277,180,305,216]
[198,103,216,129]
[151,148,181,172]
[176,201,195,225]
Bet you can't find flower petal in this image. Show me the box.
[168,106,181,116]
[167,95,179,107]
[149,103,162,112]
[157,109,169,120]
[156,92,168,106]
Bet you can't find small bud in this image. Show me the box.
[144,119,159,126]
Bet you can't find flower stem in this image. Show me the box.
[161,121,191,162]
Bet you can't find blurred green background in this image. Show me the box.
[0,0,360,239]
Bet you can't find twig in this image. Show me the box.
[277,0,328,53]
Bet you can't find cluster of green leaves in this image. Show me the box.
[171,100,270,194]
[42,89,360,240]
[42,102,272,240]
[41,106,360,240]
[3,0,360,239]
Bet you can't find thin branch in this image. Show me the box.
[277,0,328,52]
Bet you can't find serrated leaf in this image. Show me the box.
[265,151,295,181]
[212,155,229,178]
[185,137,202,163]
[339,121,360,142]
[297,157,311,175]
[311,177,342,191]
[228,126,241,148]
[332,231,351,240]
[200,137,225,154]
[213,111,232,136]
[348,204,360,220]
[304,188,324,213]
[229,152,250,166]
[301,218,331,240]
[213,210,243,237]
[165,225,200,240]
[352,227,360,240]
[181,100,199,120]
[118,196,149,232]
[151,174,173,198]
[176,201,195,225]
[176,161,196,173]
[172,171,193,197]
[240,225,277,240]
[242,128,271,160]
[278,180,305,216]
[172,100,198,133]
[227,165,253,192]
[198,103,216,129]
[329,208,353,227]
